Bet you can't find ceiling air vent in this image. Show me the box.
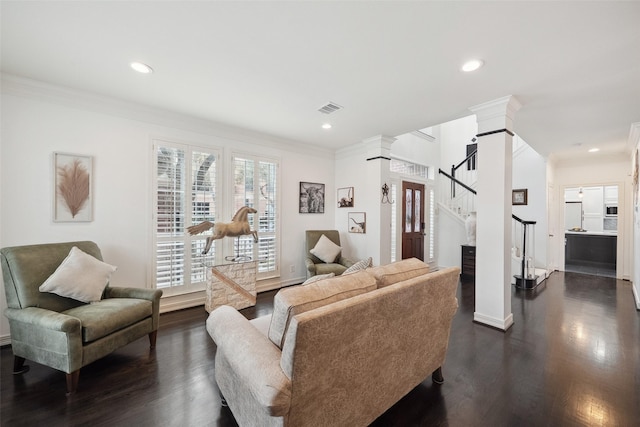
[318,102,343,114]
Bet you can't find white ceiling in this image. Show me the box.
[2,1,639,160]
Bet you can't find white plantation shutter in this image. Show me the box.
[232,155,279,278]
[153,141,218,291]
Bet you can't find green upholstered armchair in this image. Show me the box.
[1,241,162,394]
[305,230,355,278]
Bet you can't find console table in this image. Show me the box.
[461,245,476,282]
[203,260,257,313]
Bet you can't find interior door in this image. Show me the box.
[402,181,425,260]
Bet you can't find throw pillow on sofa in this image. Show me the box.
[268,270,376,348]
[309,234,342,263]
[343,257,373,275]
[302,273,335,285]
[366,257,429,288]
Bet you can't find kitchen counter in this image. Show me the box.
[565,230,617,236]
[565,232,616,269]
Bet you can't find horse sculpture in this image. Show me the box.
[187,206,258,255]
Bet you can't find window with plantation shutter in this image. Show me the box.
[153,140,219,293]
[232,155,279,278]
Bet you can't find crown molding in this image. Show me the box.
[1,73,334,159]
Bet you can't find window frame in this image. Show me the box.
[151,138,221,296]
[228,152,281,280]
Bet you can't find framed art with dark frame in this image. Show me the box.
[299,182,325,213]
[337,187,354,208]
[512,188,528,206]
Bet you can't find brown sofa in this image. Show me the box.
[207,258,460,426]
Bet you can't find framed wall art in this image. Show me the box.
[299,182,325,213]
[348,212,366,233]
[337,187,354,208]
[512,188,528,206]
[53,152,93,222]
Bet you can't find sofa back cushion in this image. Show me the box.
[366,257,430,288]
[268,270,376,349]
[1,241,103,312]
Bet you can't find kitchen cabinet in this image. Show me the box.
[565,232,616,269]
[604,185,618,203]
[582,187,604,232]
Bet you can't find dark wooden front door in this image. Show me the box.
[402,181,425,260]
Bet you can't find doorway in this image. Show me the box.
[402,181,425,260]
[563,185,617,278]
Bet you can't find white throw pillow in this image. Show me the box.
[302,272,335,285]
[343,257,373,275]
[309,234,342,263]
[39,246,117,303]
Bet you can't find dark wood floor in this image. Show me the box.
[2,272,639,426]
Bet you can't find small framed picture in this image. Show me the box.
[53,152,93,222]
[512,189,528,206]
[299,182,325,213]
[348,212,366,233]
[337,187,354,208]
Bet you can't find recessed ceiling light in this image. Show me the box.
[588,148,600,153]
[461,59,484,72]
[130,62,153,74]
[322,123,332,130]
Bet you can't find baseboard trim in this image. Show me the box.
[0,335,11,347]
[633,283,640,311]
[474,312,514,331]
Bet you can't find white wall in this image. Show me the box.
[334,143,377,263]
[552,154,633,280]
[0,76,336,342]
[512,135,548,270]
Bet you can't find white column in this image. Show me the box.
[363,135,395,266]
[469,95,521,331]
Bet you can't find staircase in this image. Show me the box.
[438,147,546,289]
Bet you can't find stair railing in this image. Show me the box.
[439,150,539,289]
[450,148,477,199]
[438,168,476,217]
[512,214,538,289]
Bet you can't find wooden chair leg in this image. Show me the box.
[13,356,30,374]
[148,330,158,349]
[432,367,444,385]
[66,370,80,395]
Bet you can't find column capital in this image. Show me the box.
[469,95,522,134]
[362,135,396,160]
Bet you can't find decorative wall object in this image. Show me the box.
[53,152,92,222]
[349,212,366,233]
[512,188,528,206]
[381,182,393,204]
[337,187,354,207]
[299,182,325,213]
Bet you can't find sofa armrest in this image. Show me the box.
[5,307,81,333]
[304,257,317,277]
[207,305,291,416]
[104,286,162,301]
